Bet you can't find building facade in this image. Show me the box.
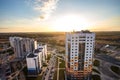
[34,49,43,69]
[65,31,95,80]
[37,44,47,62]
[9,37,37,58]
[26,53,40,77]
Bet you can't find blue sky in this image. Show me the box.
[0,0,120,32]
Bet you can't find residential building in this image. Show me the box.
[65,30,95,80]
[34,49,43,69]
[26,53,40,77]
[37,44,47,62]
[9,37,37,58]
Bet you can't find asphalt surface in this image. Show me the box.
[95,54,120,80]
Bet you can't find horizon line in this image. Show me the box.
[0,30,120,33]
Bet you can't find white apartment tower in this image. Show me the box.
[26,53,40,77]
[65,30,95,80]
[9,37,37,58]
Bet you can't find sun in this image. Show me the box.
[52,14,91,32]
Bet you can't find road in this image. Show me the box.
[7,63,26,80]
[43,47,65,80]
[95,54,120,80]
[43,54,56,80]
[96,54,120,66]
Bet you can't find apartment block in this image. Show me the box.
[9,37,37,58]
[26,53,40,77]
[37,44,47,62]
[65,30,95,80]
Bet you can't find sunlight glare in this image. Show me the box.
[52,14,91,32]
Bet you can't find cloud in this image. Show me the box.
[27,0,59,20]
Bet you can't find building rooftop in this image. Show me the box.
[27,53,37,58]
[74,30,92,33]
[66,30,94,34]
[34,49,42,53]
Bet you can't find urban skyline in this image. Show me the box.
[0,0,120,32]
[0,31,120,80]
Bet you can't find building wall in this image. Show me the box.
[9,37,37,58]
[26,55,40,76]
[34,52,43,69]
[37,44,47,62]
[66,31,95,80]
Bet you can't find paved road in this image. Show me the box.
[95,54,120,66]
[43,54,56,80]
[99,61,120,80]
[95,54,120,80]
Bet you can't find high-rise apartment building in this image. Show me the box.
[9,37,37,58]
[65,30,95,80]
[26,44,47,77]
[26,53,41,77]
[37,44,47,62]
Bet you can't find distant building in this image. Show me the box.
[65,30,95,80]
[26,53,40,77]
[34,49,43,69]
[9,37,37,58]
[26,43,48,77]
[37,44,47,62]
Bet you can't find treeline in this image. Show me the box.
[0,32,65,39]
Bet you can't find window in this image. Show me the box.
[68,39,70,41]
[79,36,85,38]
[75,60,77,61]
